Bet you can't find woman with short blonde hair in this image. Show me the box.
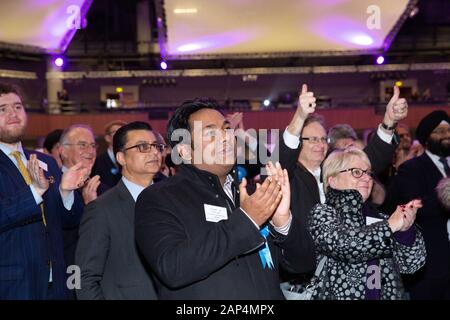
[307,147,426,300]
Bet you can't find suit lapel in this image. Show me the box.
[420,153,445,185]
[0,148,29,187]
[296,164,321,203]
[115,180,136,226]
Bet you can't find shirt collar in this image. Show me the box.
[107,148,117,165]
[308,167,321,178]
[0,141,25,158]
[224,174,234,187]
[121,176,152,202]
[425,149,448,162]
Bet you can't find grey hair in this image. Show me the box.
[436,178,450,210]
[328,124,358,149]
[60,124,95,145]
[322,147,371,192]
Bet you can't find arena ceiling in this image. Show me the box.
[163,0,414,59]
[0,0,92,53]
[0,0,416,59]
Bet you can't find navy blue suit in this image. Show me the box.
[0,150,69,300]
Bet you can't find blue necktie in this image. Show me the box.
[258,226,274,269]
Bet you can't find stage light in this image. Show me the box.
[376,56,385,65]
[54,57,64,67]
[263,99,271,107]
[160,61,168,70]
[352,35,373,46]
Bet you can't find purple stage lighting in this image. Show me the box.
[54,57,64,67]
[376,56,385,65]
[160,61,168,70]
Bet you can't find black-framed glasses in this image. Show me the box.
[63,142,98,150]
[338,168,374,179]
[301,136,330,144]
[123,142,167,153]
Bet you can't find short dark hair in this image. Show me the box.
[113,121,153,156]
[43,129,63,153]
[0,82,23,100]
[166,98,221,148]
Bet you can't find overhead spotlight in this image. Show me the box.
[376,56,385,65]
[409,6,419,18]
[263,99,271,107]
[54,57,64,67]
[160,61,168,70]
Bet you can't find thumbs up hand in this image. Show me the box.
[384,86,408,127]
[297,84,317,120]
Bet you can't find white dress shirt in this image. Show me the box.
[121,176,152,202]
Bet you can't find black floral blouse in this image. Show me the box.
[307,188,427,300]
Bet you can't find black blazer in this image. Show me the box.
[0,150,69,299]
[135,164,315,300]
[386,153,450,299]
[91,152,121,189]
[75,180,157,300]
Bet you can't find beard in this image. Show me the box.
[426,137,450,158]
[0,126,25,144]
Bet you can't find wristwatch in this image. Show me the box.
[381,121,397,131]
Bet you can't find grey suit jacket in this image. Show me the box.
[75,180,157,300]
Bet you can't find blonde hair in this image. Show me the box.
[322,147,371,192]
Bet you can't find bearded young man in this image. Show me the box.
[0,83,88,299]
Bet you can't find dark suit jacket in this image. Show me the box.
[61,181,108,270]
[135,164,315,300]
[0,150,68,300]
[75,180,157,300]
[91,151,121,189]
[278,132,397,280]
[385,153,450,299]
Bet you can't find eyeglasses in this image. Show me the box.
[338,168,374,179]
[123,142,167,153]
[301,136,330,144]
[64,142,98,150]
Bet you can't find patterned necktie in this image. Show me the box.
[10,151,47,227]
[439,157,450,176]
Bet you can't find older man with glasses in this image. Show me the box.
[58,124,108,290]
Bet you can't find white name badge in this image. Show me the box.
[204,204,228,223]
[38,160,48,172]
[366,216,383,226]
